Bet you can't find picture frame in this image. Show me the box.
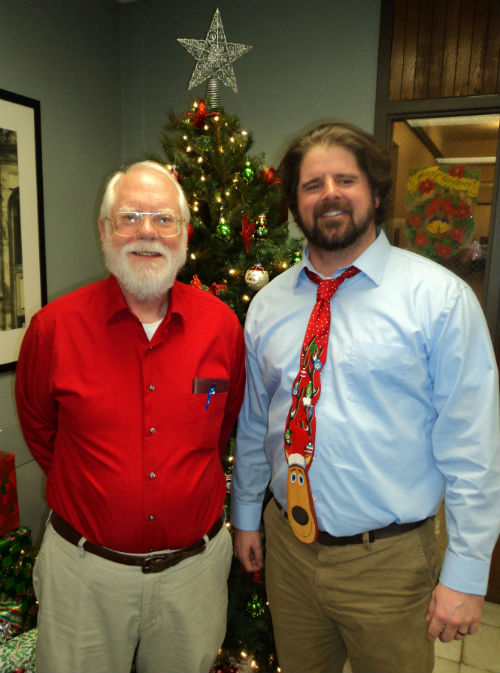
[0,88,46,372]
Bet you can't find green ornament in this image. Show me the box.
[242,162,255,182]
[292,250,302,264]
[246,594,265,618]
[216,220,231,240]
[255,213,268,239]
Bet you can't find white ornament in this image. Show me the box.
[245,265,269,291]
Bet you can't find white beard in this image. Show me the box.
[102,235,186,301]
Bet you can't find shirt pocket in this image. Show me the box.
[345,341,416,404]
[189,377,229,450]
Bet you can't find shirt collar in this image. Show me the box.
[292,228,391,288]
[103,275,130,321]
[103,275,185,327]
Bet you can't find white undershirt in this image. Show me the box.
[142,318,163,341]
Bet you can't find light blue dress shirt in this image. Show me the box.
[232,230,500,595]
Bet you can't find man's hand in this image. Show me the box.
[233,529,264,572]
[426,582,484,642]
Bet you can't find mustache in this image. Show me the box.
[121,240,167,257]
[314,199,352,218]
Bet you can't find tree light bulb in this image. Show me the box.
[242,294,250,302]
[190,253,196,260]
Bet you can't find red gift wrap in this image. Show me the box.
[0,453,20,537]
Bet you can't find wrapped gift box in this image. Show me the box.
[0,528,33,601]
[0,454,19,538]
[0,627,36,673]
[0,528,38,642]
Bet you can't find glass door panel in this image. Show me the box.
[389,115,499,305]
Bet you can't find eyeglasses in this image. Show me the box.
[107,210,184,238]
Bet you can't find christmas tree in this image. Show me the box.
[146,91,292,672]
[144,10,305,671]
[146,94,301,324]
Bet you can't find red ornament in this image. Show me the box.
[209,282,227,296]
[187,222,195,243]
[184,98,217,128]
[241,213,256,253]
[190,274,204,289]
[260,165,280,185]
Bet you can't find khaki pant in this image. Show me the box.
[33,521,232,673]
[264,499,439,673]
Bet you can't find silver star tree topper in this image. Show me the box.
[178,8,252,93]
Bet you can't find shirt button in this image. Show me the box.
[149,514,155,521]
[149,427,156,434]
[150,472,156,479]
[149,384,155,391]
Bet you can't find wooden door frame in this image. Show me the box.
[374,0,500,346]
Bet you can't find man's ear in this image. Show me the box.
[98,217,107,244]
[374,192,381,209]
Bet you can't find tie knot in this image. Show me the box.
[317,279,339,301]
[306,266,360,302]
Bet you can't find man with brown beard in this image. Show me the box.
[231,123,500,673]
[16,161,245,673]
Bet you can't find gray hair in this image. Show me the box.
[99,160,191,224]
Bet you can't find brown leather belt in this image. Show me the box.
[50,511,224,573]
[274,498,428,545]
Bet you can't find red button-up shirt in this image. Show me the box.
[15,276,245,552]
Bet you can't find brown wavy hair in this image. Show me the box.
[278,122,392,227]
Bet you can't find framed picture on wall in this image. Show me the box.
[0,88,46,372]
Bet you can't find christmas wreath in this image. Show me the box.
[405,165,479,261]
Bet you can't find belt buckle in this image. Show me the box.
[142,552,177,574]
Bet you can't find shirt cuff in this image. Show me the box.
[439,549,491,595]
[231,502,263,531]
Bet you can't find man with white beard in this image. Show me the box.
[15,161,245,673]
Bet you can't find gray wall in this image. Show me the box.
[0,0,381,545]
[120,0,381,166]
[0,0,122,543]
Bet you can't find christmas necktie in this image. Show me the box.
[284,265,360,543]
